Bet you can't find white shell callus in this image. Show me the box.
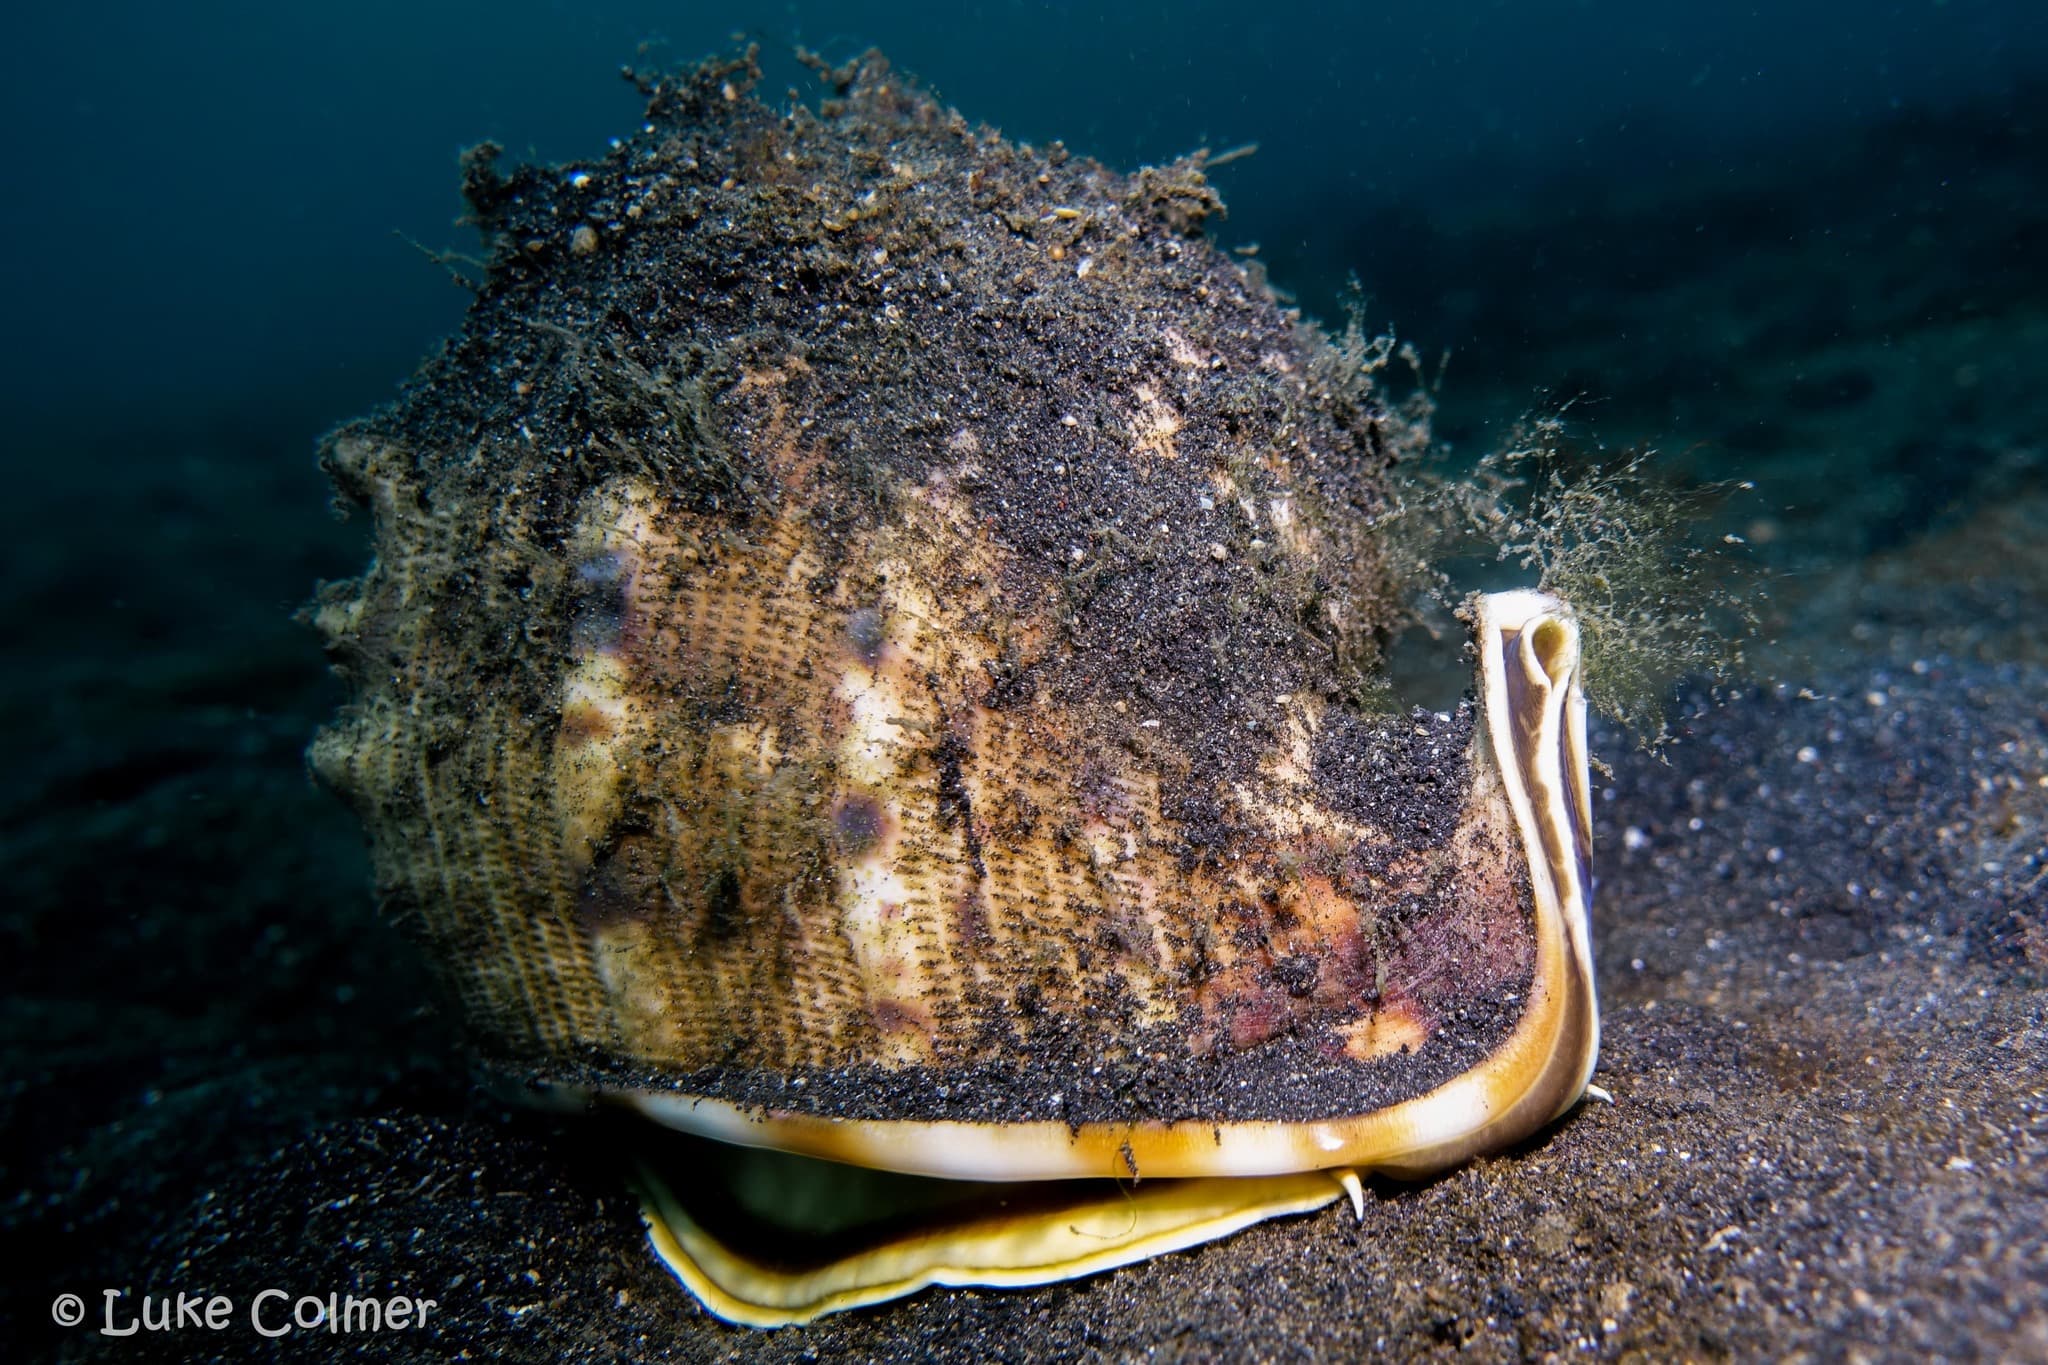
[306,52,1600,1329]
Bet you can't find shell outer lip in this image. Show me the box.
[632,1153,1352,1328]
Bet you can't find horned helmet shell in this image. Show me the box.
[308,50,1599,1327]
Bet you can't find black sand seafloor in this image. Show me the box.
[5,32,2047,1365]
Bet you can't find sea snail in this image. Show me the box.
[307,50,1599,1327]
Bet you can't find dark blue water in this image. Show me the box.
[6,1,2042,440]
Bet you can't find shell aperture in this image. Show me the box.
[632,1131,1353,1328]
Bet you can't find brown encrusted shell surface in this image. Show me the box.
[308,51,1533,1128]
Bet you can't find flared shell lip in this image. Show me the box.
[635,1155,1353,1329]
[1473,587,1600,1081]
